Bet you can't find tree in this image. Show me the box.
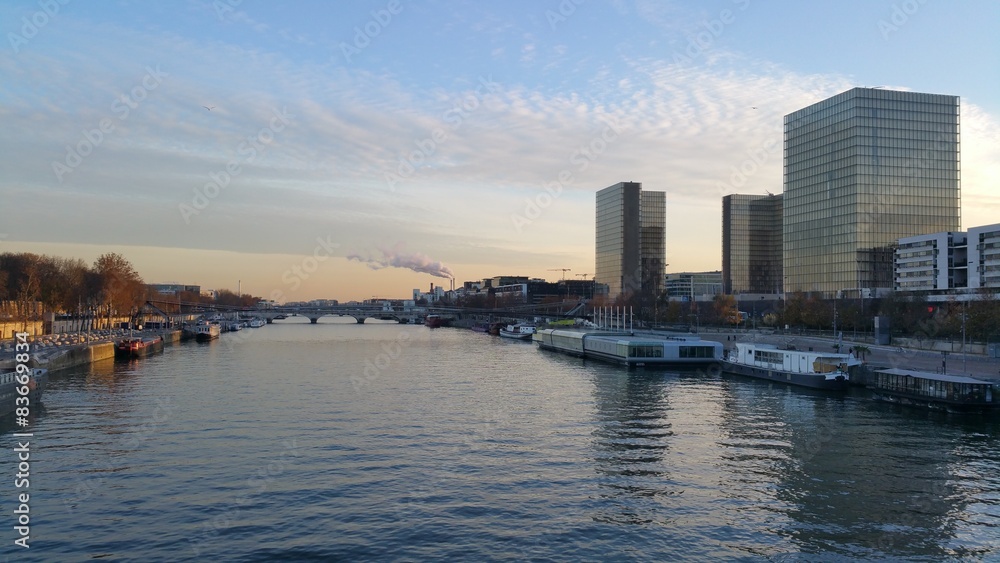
[94,253,144,329]
[783,292,807,328]
[967,290,1000,342]
[713,294,740,326]
[662,300,684,323]
[801,294,832,330]
[37,256,90,313]
[0,253,43,333]
[853,344,871,362]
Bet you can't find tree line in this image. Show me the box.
[648,290,1000,343]
[1,251,260,331]
[0,252,145,329]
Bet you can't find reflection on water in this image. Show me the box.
[3,324,999,560]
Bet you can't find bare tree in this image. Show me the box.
[94,253,145,329]
[0,253,43,333]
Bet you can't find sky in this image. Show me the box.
[2,0,998,303]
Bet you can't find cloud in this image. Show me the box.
[2,8,998,288]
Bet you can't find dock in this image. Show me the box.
[0,328,183,373]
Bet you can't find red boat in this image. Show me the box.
[424,314,447,328]
[115,335,165,359]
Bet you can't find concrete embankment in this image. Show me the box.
[162,329,183,344]
[32,342,116,372]
[0,329,183,373]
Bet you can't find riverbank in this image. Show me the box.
[0,328,183,372]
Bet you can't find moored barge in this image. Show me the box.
[115,335,165,359]
[534,329,723,368]
[0,368,47,418]
[183,322,221,342]
[499,323,536,340]
[721,342,860,391]
[871,368,1000,414]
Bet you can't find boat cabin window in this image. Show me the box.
[629,344,664,358]
[876,373,995,402]
[679,346,716,359]
[752,350,784,365]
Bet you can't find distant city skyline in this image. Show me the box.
[2,1,998,301]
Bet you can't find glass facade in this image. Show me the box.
[722,194,783,294]
[595,182,665,299]
[641,190,666,297]
[783,87,961,295]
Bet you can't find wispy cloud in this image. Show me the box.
[2,3,998,296]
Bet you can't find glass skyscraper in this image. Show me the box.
[722,193,783,295]
[595,182,665,300]
[640,190,666,297]
[783,87,961,295]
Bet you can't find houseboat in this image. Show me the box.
[722,342,860,391]
[534,329,723,367]
[0,368,47,418]
[870,368,1000,414]
[183,321,221,342]
[115,335,165,359]
[499,323,536,340]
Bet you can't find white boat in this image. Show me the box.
[499,323,536,340]
[722,342,861,391]
[534,329,723,367]
[183,322,221,342]
[0,368,47,417]
[248,318,266,328]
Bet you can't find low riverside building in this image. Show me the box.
[665,271,723,302]
[895,223,1000,298]
[147,283,200,295]
[895,231,967,292]
[968,223,1000,290]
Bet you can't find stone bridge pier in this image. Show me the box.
[306,315,364,324]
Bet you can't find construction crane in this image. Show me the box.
[548,268,571,280]
[575,273,592,280]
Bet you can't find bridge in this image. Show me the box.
[259,300,587,325]
[259,305,426,324]
[141,299,588,326]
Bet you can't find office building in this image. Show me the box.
[595,182,665,299]
[722,193,783,295]
[664,271,723,302]
[783,87,961,295]
[640,190,667,297]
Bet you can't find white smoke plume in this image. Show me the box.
[347,244,454,279]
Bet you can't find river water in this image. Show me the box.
[4,321,1000,561]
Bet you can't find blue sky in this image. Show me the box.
[2,0,998,301]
